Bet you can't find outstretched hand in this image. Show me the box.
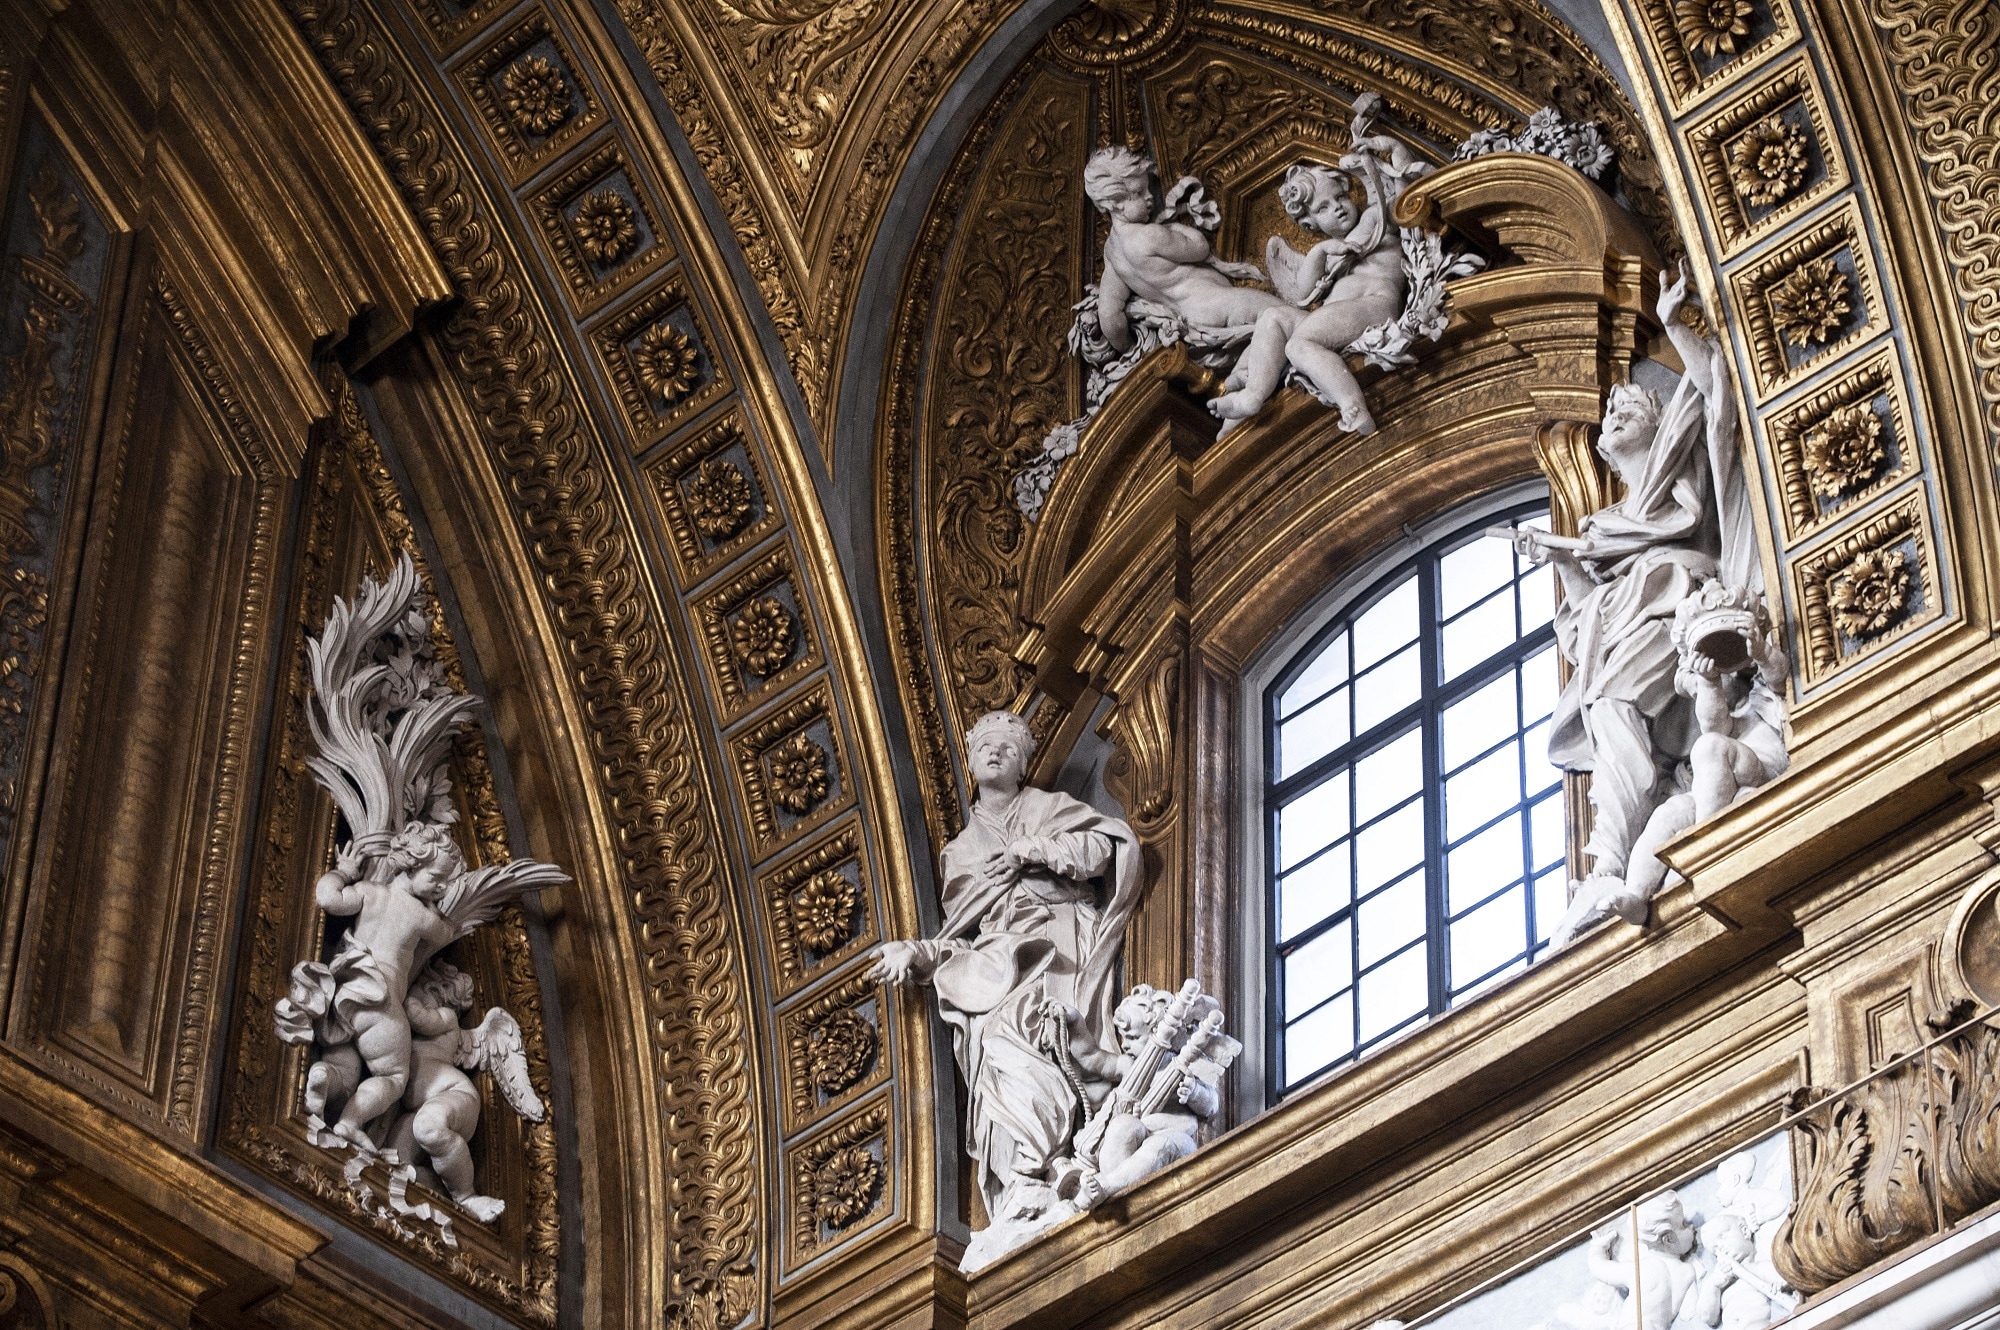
[334,842,365,881]
[868,941,923,987]
[1657,258,1690,327]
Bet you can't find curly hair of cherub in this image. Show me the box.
[388,819,465,879]
[1083,144,1156,208]
[1276,163,1355,231]
[410,960,475,1011]
[965,709,1035,760]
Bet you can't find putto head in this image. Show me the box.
[1113,984,1173,1053]
[410,960,475,1012]
[1084,145,1156,215]
[388,820,465,900]
[1277,163,1358,236]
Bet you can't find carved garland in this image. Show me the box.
[284,1,761,1324]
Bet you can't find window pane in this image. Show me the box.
[1533,866,1568,945]
[1444,740,1522,842]
[1279,769,1349,871]
[1285,990,1354,1086]
[1522,717,1557,795]
[1442,670,1519,771]
[1355,800,1425,895]
[1447,816,1525,913]
[1451,887,1526,990]
[1359,943,1429,1043]
[1354,644,1420,733]
[1439,536,1515,618]
[1530,790,1566,873]
[1441,586,1517,681]
[1280,685,1350,779]
[1358,870,1427,968]
[1279,846,1351,941]
[1521,643,1558,725]
[1281,631,1349,719]
[1354,728,1423,823]
[1284,919,1353,1019]
[1519,560,1555,633]
[1353,576,1418,670]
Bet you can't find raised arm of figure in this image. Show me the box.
[315,844,368,916]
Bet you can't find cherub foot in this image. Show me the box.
[456,1194,507,1224]
[304,1061,331,1117]
[1549,872,1650,950]
[1208,390,1267,438]
[1336,403,1378,435]
[331,1119,379,1153]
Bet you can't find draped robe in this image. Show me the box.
[915,787,1142,1214]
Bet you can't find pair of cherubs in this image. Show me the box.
[1082,94,1410,436]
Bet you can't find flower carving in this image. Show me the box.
[793,868,858,953]
[1729,116,1808,208]
[1675,0,1755,58]
[806,1009,877,1094]
[732,595,797,676]
[1769,255,1851,347]
[574,189,639,265]
[686,459,754,540]
[500,55,570,136]
[1802,402,1885,498]
[768,732,831,814]
[1829,547,1911,638]
[810,1145,882,1228]
[633,323,702,404]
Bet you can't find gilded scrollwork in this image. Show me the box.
[1729,116,1807,207]
[1827,547,1911,639]
[285,2,763,1322]
[780,969,887,1130]
[1727,199,1885,398]
[454,15,602,183]
[731,684,852,853]
[787,1101,890,1266]
[1866,0,2000,455]
[1769,255,1851,347]
[592,280,730,445]
[1801,403,1885,499]
[634,323,703,403]
[758,823,876,998]
[574,189,639,264]
[732,595,797,676]
[1765,346,1915,545]
[688,458,754,538]
[793,869,857,953]
[500,56,570,135]
[768,732,832,814]
[528,141,672,314]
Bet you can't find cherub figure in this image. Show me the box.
[1083,144,1283,354]
[1055,983,1238,1208]
[378,961,544,1224]
[272,554,566,1229]
[1210,94,1416,435]
[1578,1192,1698,1330]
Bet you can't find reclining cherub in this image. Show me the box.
[1083,145,1284,354]
[1210,95,1415,436]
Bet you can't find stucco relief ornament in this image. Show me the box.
[768,731,831,813]
[574,189,639,265]
[1675,0,1756,58]
[634,322,702,403]
[870,710,1238,1271]
[686,458,754,539]
[272,554,567,1242]
[1497,265,1791,949]
[1453,105,1616,181]
[794,868,857,952]
[806,1009,876,1093]
[1801,402,1883,497]
[1828,547,1910,638]
[732,595,796,675]
[1729,117,1809,208]
[1769,256,1850,346]
[499,55,570,136]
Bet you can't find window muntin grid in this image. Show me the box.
[1269,505,1564,1093]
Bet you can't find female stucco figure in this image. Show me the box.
[869,709,1144,1264]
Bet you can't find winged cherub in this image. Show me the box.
[1210,94,1415,435]
[274,554,566,1221]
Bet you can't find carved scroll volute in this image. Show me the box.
[1398,152,1663,453]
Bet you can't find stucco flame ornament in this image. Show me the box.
[273,554,566,1244]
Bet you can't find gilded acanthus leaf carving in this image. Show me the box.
[714,0,887,168]
[1775,1007,2000,1292]
[283,1,762,1324]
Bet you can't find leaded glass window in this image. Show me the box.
[1268,503,1566,1092]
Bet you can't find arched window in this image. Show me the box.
[1267,501,1564,1092]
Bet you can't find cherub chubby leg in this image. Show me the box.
[413,1082,504,1220]
[305,1044,362,1120]
[1284,297,1401,434]
[1209,305,1305,434]
[336,1006,413,1145]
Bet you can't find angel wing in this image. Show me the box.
[459,1007,545,1123]
[436,859,570,940]
[1266,234,1316,305]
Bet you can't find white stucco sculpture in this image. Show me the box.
[871,710,1236,1271]
[1016,149,1279,517]
[1210,95,1419,435]
[1500,264,1788,947]
[273,553,565,1241]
